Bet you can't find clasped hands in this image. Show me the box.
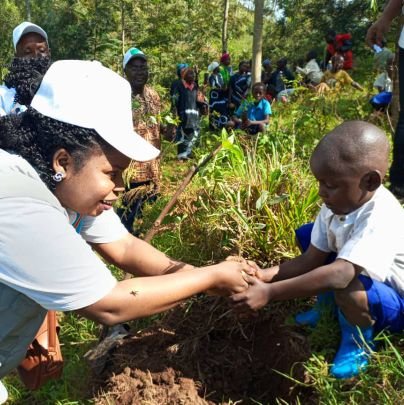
[209,256,278,316]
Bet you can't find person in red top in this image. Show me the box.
[325,30,353,70]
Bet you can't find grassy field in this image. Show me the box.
[4,78,403,404]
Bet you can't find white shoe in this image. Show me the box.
[0,380,8,404]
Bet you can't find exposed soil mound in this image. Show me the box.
[93,297,316,404]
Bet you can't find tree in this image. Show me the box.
[222,0,230,53]
[251,0,264,84]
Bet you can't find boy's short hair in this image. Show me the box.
[252,82,265,91]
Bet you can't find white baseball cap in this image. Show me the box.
[208,61,219,72]
[13,21,48,50]
[31,60,160,162]
[123,47,147,70]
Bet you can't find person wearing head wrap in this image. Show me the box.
[219,53,233,90]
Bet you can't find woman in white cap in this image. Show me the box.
[0,60,254,399]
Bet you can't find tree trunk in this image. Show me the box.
[121,0,125,62]
[222,0,230,53]
[391,44,399,130]
[251,0,264,85]
[25,0,31,21]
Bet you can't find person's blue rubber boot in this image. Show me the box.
[295,291,336,327]
[330,309,374,379]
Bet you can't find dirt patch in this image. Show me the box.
[93,297,316,404]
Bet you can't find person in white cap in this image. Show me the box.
[118,47,161,234]
[0,21,50,117]
[0,60,254,387]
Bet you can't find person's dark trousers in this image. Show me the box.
[117,181,158,236]
[389,47,404,194]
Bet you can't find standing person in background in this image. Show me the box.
[228,60,251,112]
[324,29,353,71]
[0,21,51,116]
[207,61,229,130]
[219,53,233,92]
[367,0,404,198]
[117,47,161,234]
[172,67,205,160]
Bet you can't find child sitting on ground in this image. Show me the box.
[226,82,271,135]
[296,50,323,86]
[317,55,363,94]
[231,121,403,379]
[370,53,394,113]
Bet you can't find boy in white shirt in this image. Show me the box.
[231,121,404,379]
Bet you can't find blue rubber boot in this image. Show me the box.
[295,291,336,327]
[330,309,374,379]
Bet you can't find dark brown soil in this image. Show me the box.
[93,297,317,405]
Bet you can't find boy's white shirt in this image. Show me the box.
[311,186,404,296]
[0,149,129,310]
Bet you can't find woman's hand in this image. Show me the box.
[230,275,271,311]
[208,260,256,296]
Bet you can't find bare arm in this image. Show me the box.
[231,259,361,311]
[351,81,364,91]
[76,260,251,325]
[92,233,194,276]
[366,0,402,46]
[247,114,269,126]
[257,244,330,282]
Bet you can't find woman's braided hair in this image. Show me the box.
[0,56,113,191]
[0,109,111,191]
[4,56,51,106]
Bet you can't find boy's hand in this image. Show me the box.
[230,275,271,311]
[256,266,278,283]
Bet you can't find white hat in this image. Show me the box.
[123,47,147,70]
[13,21,48,50]
[31,60,159,162]
[208,61,219,72]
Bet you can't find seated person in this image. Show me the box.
[231,121,403,379]
[370,54,394,112]
[229,60,251,110]
[373,40,394,72]
[317,55,363,94]
[296,50,323,86]
[226,82,271,135]
[267,57,295,102]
